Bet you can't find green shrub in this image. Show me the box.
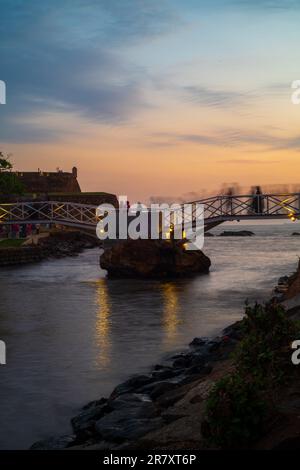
[204,373,266,447]
[235,302,297,384]
[203,302,299,448]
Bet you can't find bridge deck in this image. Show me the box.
[0,193,299,232]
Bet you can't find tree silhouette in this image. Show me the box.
[0,152,24,195]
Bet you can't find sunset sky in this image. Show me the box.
[1,0,300,202]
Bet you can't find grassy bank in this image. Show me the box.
[0,239,24,248]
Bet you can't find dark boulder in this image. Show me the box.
[219,230,254,237]
[178,364,213,386]
[151,367,177,381]
[95,393,161,442]
[189,337,209,348]
[30,434,76,450]
[110,375,155,398]
[222,320,244,341]
[71,398,108,437]
[172,352,204,369]
[100,239,211,279]
[148,382,179,400]
[95,414,163,442]
[107,393,156,415]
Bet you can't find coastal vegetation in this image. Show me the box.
[203,302,300,448]
[0,152,24,195]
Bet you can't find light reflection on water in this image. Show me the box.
[95,280,112,369]
[0,223,299,449]
[161,282,181,347]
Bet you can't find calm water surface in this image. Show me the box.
[0,222,299,448]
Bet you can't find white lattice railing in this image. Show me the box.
[0,194,299,229]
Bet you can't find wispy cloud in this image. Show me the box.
[232,0,300,10]
[0,0,178,142]
[218,159,280,164]
[181,85,253,108]
[189,0,300,11]
[150,129,300,152]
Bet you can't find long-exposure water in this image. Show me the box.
[0,222,299,448]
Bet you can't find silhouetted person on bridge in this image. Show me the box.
[225,187,235,214]
[20,224,26,238]
[251,186,264,214]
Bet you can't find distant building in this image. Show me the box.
[5,166,119,207]
[14,167,81,194]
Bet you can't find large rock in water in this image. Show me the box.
[219,230,254,237]
[100,239,211,278]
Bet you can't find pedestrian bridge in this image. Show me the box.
[0,193,299,232]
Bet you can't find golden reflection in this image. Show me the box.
[95,279,112,369]
[161,282,181,346]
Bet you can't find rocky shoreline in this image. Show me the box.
[30,261,300,451]
[31,321,241,450]
[0,231,100,266]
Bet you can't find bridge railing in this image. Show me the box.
[0,193,299,229]
[189,193,300,222]
[0,201,100,228]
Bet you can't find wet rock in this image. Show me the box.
[189,337,209,348]
[172,352,204,369]
[291,232,300,236]
[151,367,177,381]
[206,338,223,352]
[108,393,156,416]
[178,364,213,386]
[1,231,100,267]
[184,363,212,377]
[71,398,108,437]
[100,239,211,279]
[278,276,289,285]
[81,398,107,411]
[155,383,196,409]
[84,241,97,249]
[172,354,193,369]
[30,434,76,450]
[95,394,161,442]
[275,285,288,294]
[149,382,179,400]
[222,321,243,341]
[95,414,163,442]
[110,375,155,398]
[219,230,254,237]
